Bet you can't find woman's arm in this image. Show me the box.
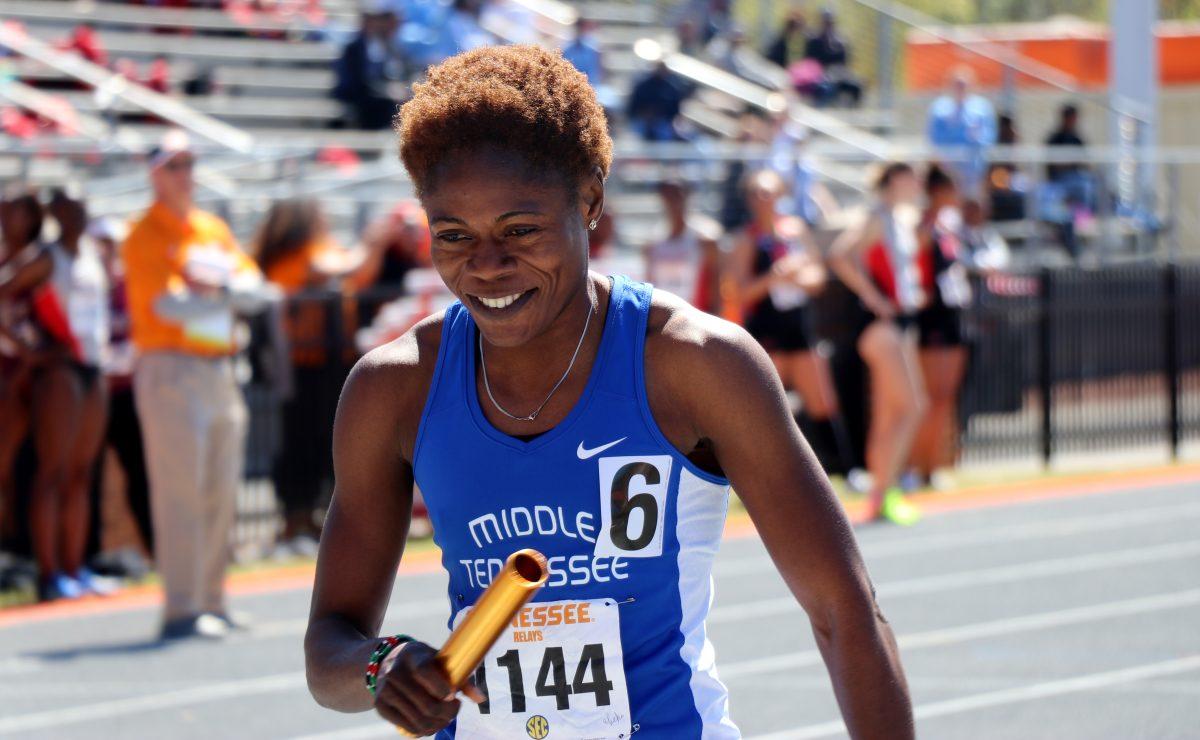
[730,230,776,310]
[660,314,914,739]
[304,350,414,712]
[305,321,481,735]
[827,214,894,318]
[0,247,52,300]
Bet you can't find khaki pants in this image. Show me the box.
[134,352,247,621]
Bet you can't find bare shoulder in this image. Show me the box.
[643,291,778,435]
[647,290,768,371]
[337,311,447,462]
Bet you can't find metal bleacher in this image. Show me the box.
[0,0,699,245]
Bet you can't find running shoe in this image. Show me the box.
[160,614,229,641]
[211,610,253,632]
[37,572,84,602]
[898,470,924,493]
[880,489,921,526]
[74,567,120,596]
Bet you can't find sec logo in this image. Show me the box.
[525,715,550,739]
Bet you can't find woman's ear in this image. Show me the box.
[580,166,605,227]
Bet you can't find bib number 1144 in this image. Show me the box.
[476,643,613,713]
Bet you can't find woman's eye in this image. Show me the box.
[507,227,538,238]
[436,233,469,244]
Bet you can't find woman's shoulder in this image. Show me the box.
[339,311,448,458]
[643,291,767,397]
[351,310,446,390]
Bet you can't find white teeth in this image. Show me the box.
[477,291,526,309]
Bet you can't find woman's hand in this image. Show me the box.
[864,292,897,320]
[373,641,484,736]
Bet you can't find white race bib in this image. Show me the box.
[453,598,632,739]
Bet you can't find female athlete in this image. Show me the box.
[305,46,912,739]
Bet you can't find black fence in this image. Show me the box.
[956,262,1200,464]
[232,263,1200,551]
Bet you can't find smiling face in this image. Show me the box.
[422,145,603,348]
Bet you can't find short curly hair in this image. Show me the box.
[396,45,613,197]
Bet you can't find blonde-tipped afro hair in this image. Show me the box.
[396,45,613,197]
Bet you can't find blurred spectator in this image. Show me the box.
[828,163,928,523]
[0,191,50,564]
[122,131,273,640]
[45,191,115,597]
[802,8,862,107]
[770,116,838,227]
[59,24,108,67]
[146,55,172,94]
[765,11,807,69]
[332,7,404,130]
[562,18,603,87]
[348,200,432,300]
[701,0,733,44]
[676,18,703,57]
[912,165,970,487]
[732,170,849,475]
[719,107,772,232]
[86,216,156,570]
[927,67,996,198]
[444,0,495,57]
[987,112,1026,221]
[562,17,620,112]
[627,62,692,142]
[667,0,731,48]
[252,199,361,557]
[644,180,722,314]
[1045,104,1088,182]
[1040,103,1097,258]
[0,189,115,602]
[184,66,218,96]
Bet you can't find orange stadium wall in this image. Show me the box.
[905,21,1200,91]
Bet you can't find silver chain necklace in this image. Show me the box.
[479,295,595,422]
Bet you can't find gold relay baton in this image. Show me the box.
[396,549,548,736]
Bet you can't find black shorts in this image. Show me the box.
[51,361,102,393]
[745,303,814,353]
[857,305,917,336]
[917,305,964,348]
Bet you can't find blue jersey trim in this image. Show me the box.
[412,309,454,469]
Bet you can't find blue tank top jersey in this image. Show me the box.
[414,276,741,739]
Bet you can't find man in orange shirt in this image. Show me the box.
[122,131,274,640]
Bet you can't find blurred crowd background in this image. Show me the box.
[1,0,1199,618]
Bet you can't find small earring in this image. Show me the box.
[588,219,598,231]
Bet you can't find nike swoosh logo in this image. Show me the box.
[577,437,627,460]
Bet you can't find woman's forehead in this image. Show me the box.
[424,169,574,219]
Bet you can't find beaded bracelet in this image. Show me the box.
[365,634,413,697]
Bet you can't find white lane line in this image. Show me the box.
[749,654,1200,739]
[0,657,41,676]
[716,501,1200,577]
[718,588,1200,679]
[709,538,1200,624]
[291,724,396,740]
[4,582,1196,733]
[0,671,306,733]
